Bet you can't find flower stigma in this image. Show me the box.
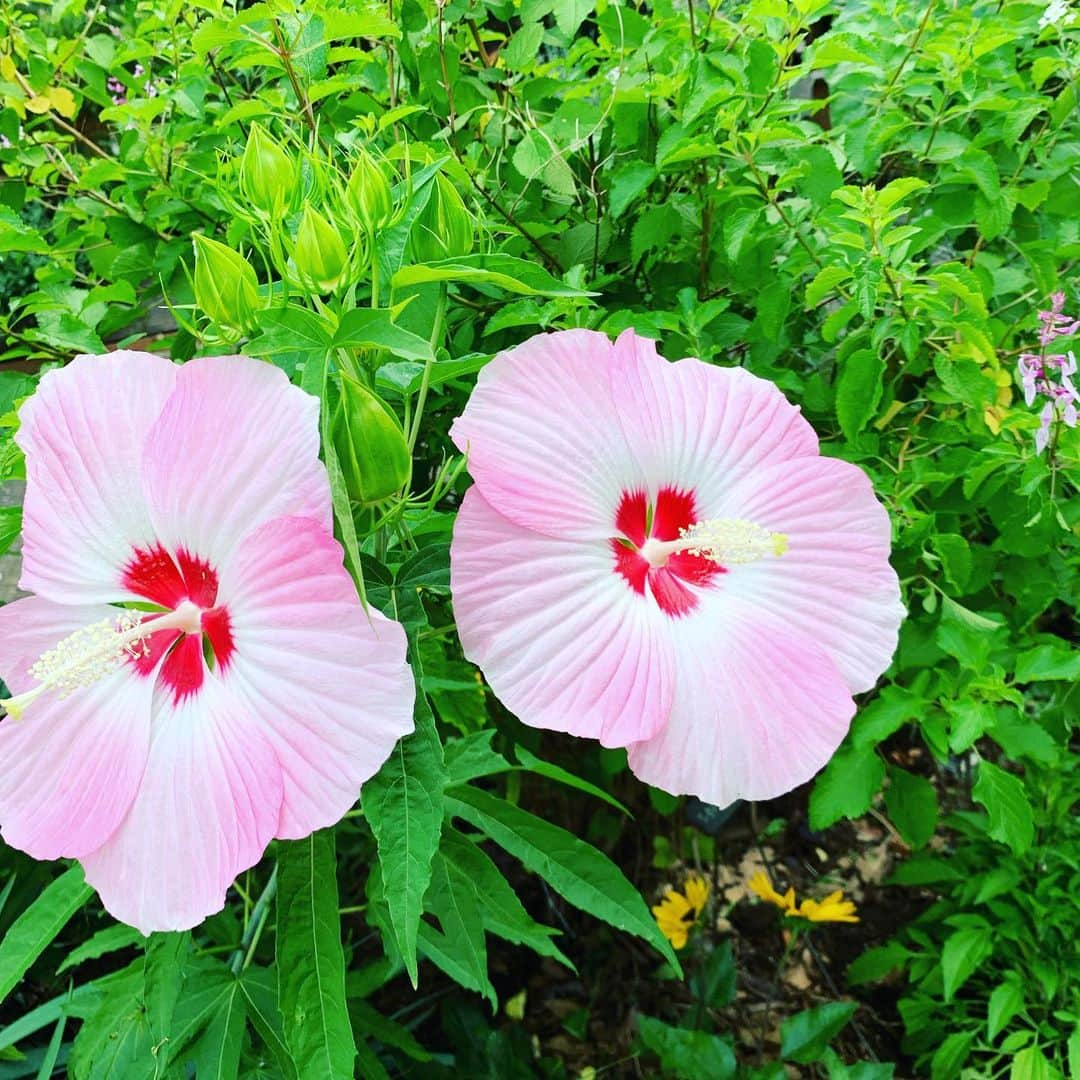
[0,602,202,721]
[638,517,788,569]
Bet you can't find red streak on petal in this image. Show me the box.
[611,539,648,595]
[202,606,235,670]
[128,628,182,678]
[159,634,205,702]
[651,486,697,541]
[123,544,220,608]
[614,490,648,546]
[649,567,699,617]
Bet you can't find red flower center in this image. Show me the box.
[610,487,724,617]
[122,544,235,701]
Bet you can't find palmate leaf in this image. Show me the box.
[444,786,681,972]
[276,831,355,1080]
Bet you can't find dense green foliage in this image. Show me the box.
[0,0,1077,1075]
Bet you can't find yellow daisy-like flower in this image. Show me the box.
[652,875,710,950]
[795,890,860,924]
[684,874,710,917]
[747,870,796,913]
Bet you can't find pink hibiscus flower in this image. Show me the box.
[0,351,413,933]
[450,330,903,807]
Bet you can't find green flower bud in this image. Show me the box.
[293,206,349,293]
[239,122,296,214]
[346,150,394,232]
[192,234,259,332]
[332,374,412,503]
[410,174,474,263]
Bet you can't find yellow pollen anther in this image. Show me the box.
[678,518,788,566]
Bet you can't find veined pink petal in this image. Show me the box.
[627,606,855,805]
[610,343,821,516]
[142,356,331,570]
[81,673,282,934]
[711,455,903,693]
[216,515,414,838]
[451,488,675,746]
[0,597,152,859]
[16,351,177,603]
[449,330,643,541]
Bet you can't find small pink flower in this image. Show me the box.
[0,352,413,932]
[449,330,904,807]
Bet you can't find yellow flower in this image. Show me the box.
[652,889,695,950]
[795,890,860,924]
[684,874,710,917]
[748,871,796,913]
[652,874,710,950]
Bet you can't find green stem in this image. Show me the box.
[229,864,277,975]
[407,284,447,452]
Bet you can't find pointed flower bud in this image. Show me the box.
[192,234,259,332]
[346,150,394,232]
[332,374,412,503]
[410,174,474,263]
[239,122,296,214]
[294,206,349,294]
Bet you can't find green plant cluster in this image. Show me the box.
[0,0,1076,1076]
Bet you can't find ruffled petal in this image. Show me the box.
[711,455,903,693]
[451,488,675,747]
[449,330,642,541]
[141,356,331,570]
[0,597,152,859]
[16,351,177,603]
[609,342,821,515]
[81,673,282,934]
[216,515,413,838]
[627,604,855,806]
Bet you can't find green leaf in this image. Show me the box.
[809,742,884,830]
[554,0,592,36]
[0,866,92,1007]
[424,851,494,1007]
[876,177,929,210]
[608,162,657,219]
[941,927,993,1003]
[392,254,591,297]
[780,1002,858,1064]
[502,22,544,70]
[332,309,435,362]
[1010,1047,1058,1080]
[1014,644,1080,682]
[143,932,189,1050]
[1068,1024,1080,1079]
[240,968,297,1080]
[724,207,761,263]
[846,942,910,986]
[987,978,1024,1041]
[934,534,971,592]
[805,265,853,308]
[441,828,572,969]
[190,979,245,1078]
[972,760,1034,855]
[248,306,332,357]
[276,832,356,1080]
[444,786,680,971]
[361,662,447,986]
[836,348,884,440]
[637,1014,736,1080]
[930,1030,974,1080]
[884,766,937,848]
[56,926,140,976]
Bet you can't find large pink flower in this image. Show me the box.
[0,351,413,933]
[450,330,903,807]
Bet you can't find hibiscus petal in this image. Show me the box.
[16,351,177,603]
[609,344,821,514]
[449,330,643,540]
[81,673,281,934]
[216,515,414,838]
[451,488,675,747]
[142,356,331,569]
[0,597,152,859]
[712,455,903,693]
[627,606,855,805]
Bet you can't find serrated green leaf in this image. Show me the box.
[0,866,92,1008]
[836,348,884,440]
[781,1002,858,1064]
[1014,644,1080,682]
[884,766,937,848]
[809,742,884,830]
[972,761,1034,855]
[444,786,680,971]
[276,832,356,1080]
[332,309,435,362]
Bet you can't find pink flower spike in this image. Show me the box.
[1,351,414,933]
[450,330,904,807]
